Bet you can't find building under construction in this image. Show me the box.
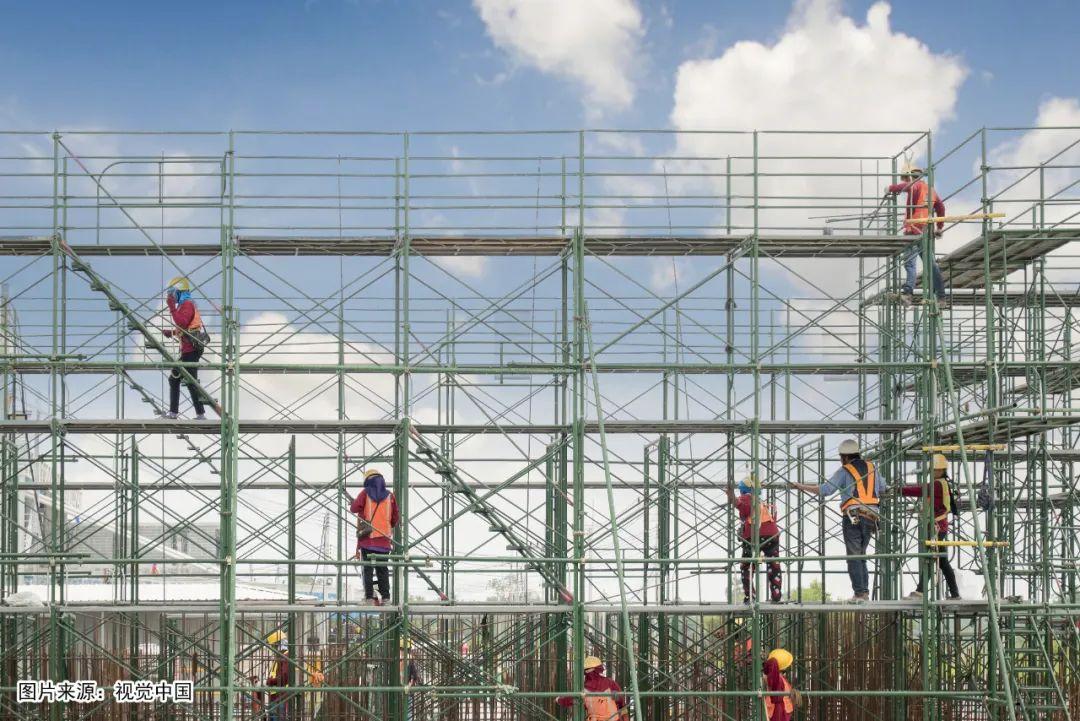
[0,127,1077,720]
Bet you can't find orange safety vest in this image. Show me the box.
[903,180,939,234]
[364,496,392,540]
[188,304,203,331]
[584,694,622,721]
[840,461,879,512]
[763,675,794,719]
[744,499,776,536]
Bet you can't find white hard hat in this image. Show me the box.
[838,439,860,455]
[933,453,948,470]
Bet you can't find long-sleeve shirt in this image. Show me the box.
[902,477,951,533]
[763,658,792,721]
[556,672,626,710]
[266,654,290,703]
[166,296,198,354]
[888,180,945,234]
[735,494,780,540]
[349,490,400,552]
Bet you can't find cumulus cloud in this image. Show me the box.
[473,0,644,112]
[671,0,966,134]
[664,0,967,295]
[981,97,1080,285]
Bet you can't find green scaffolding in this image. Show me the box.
[0,127,1077,721]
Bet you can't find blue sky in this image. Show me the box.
[2,0,1077,137]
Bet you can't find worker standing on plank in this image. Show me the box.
[901,453,961,600]
[763,648,801,721]
[264,631,291,721]
[789,439,887,602]
[886,165,947,306]
[162,276,209,420]
[556,656,629,721]
[350,469,399,606]
[723,470,783,603]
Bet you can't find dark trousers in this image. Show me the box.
[842,515,877,595]
[267,697,288,721]
[169,349,205,414]
[917,528,960,597]
[740,534,783,602]
[361,548,391,600]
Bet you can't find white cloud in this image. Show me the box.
[671,0,965,134]
[647,257,693,293]
[433,255,491,279]
[472,0,644,112]
[666,0,967,294]
[982,97,1080,285]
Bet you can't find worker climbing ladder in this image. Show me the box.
[59,237,222,418]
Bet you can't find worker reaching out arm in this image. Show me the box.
[885,165,948,306]
[789,439,886,602]
[723,471,783,603]
[763,649,800,721]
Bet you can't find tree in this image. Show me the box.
[485,575,541,603]
[798,580,831,602]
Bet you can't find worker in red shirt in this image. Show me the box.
[900,454,960,599]
[886,165,947,306]
[162,276,208,419]
[556,656,629,721]
[349,469,400,605]
[763,648,799,721]
[724,471,782,603]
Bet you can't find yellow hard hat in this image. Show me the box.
[583,656,603,671]
[167,276,191,291]
[933,454,948,471]
[266,630,287,645]
[364,469,382,480]
[768,648,793,671]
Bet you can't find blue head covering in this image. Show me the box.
[364,472,390,502]
[738,481,752,495]
[175,289,193,304]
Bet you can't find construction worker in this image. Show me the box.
[789,439,887,602]
[264,631,291,721]
[556,656,629,721]
[349,469,399,605]
[886,165,947,306]
[763,648,800,721]
[162,276,208,419]
[723,471,782,603]
[900,454,961,599]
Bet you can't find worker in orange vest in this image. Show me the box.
[763,648,799,721]
[790,439,887,602]
[886,165,947,306]
[724,471,783,603]
[349,469,400,606]
[556,656,629,721]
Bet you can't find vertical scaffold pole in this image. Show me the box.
[219,129,240,719]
